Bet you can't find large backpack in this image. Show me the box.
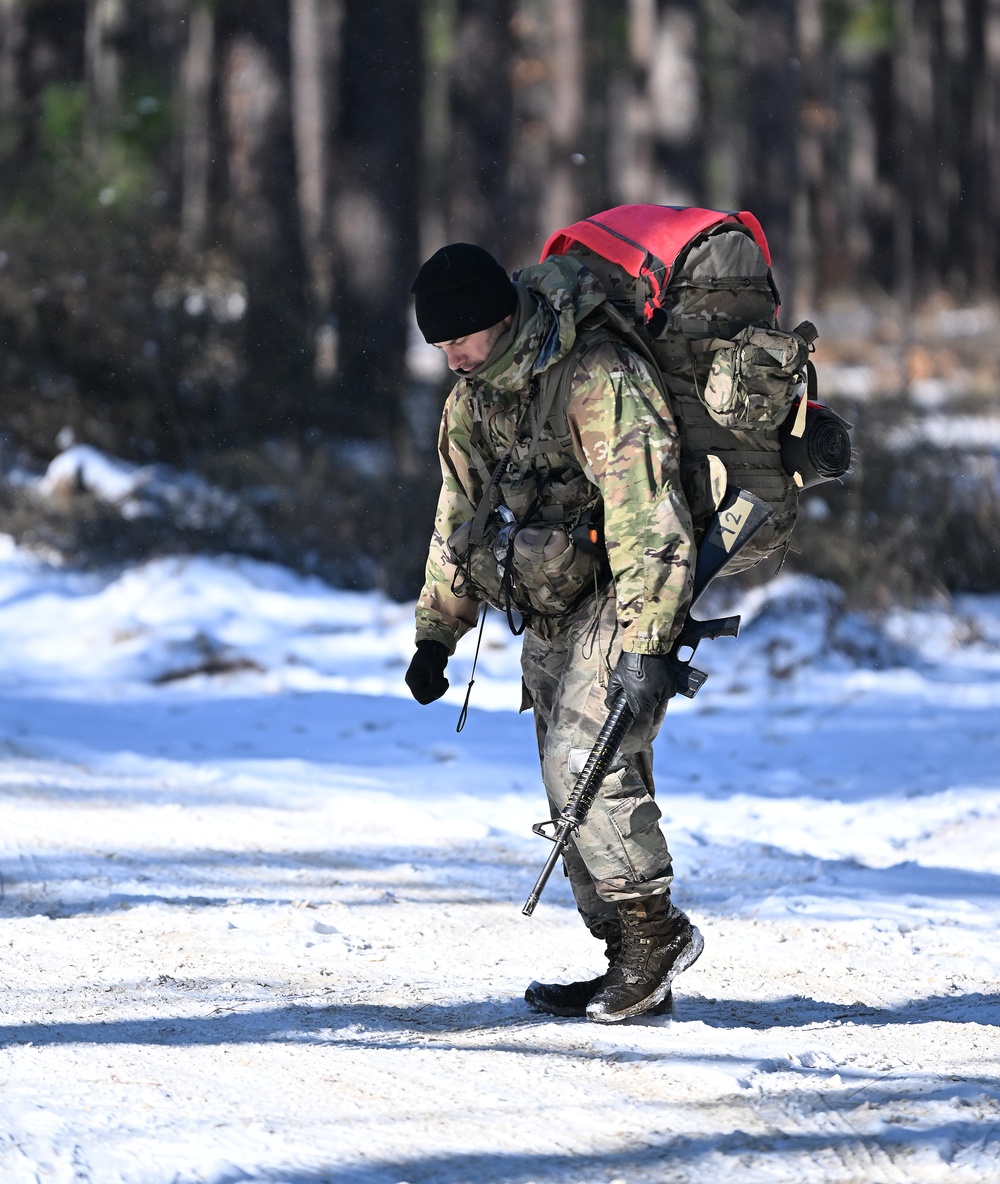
[540,204,845,573]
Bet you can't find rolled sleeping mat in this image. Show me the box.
[780,400,852,489]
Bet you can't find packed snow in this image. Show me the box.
[1,541,998,1183]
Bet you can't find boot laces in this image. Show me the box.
[614,902,679,976]
[615,908,658,975]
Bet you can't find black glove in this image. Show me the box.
[404,640,450,705]
[605,651,676,725]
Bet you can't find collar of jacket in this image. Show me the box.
[463,255,608,405]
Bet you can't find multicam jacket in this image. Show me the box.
[415,256,696,657]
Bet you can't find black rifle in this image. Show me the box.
[522,488,773,917]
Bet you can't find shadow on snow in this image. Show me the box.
[1,991,998,1051]
[0,689,998,807]
[196,1118,1000,1184]
[4,841,1000,922]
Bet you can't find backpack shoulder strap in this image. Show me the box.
[467,380,540,546]
[469,314,632,539]
[509,361,572,485]
[521,315,627,478]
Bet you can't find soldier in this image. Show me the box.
[403,242,703,1023]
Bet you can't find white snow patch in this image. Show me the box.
[0,539,998,1182]
[888,414,1000,451]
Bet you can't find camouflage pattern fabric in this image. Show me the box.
[702,324,811,430]
[414,256,695,917]
[521,586,675,924]
[415,255,696,657]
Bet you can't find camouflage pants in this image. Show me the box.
[521,588,674,932]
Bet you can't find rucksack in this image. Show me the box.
[539,204,850,573]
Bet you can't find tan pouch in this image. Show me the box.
[701,323,812,430]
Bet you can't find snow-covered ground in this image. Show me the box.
[1,543,998,1183]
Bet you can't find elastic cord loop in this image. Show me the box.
[456,605,489,733]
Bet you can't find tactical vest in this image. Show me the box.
[446,320,618,628]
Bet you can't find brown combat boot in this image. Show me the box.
[524,920,622,1018]
[586,896,703,1023]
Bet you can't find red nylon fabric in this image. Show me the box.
[539,203,772,278]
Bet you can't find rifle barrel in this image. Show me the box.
[522,822,572,916]
[521,699,633,916]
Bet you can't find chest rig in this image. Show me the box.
[447,325,610,633]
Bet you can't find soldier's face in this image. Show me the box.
[434,316,512,374]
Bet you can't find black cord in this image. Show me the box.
[456,605,489,733]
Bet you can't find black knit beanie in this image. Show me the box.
[411,243,517,343]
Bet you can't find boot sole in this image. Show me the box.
[524,983,589,1018]
[525,982,674,1020]
[524,973,609,1018]
[586,924,704,1024]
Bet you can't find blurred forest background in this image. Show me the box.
[0,0,999,604]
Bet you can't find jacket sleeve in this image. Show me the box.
[566,340,695,655]
[414,384,485,653]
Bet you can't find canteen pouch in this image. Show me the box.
[448,516,604,617]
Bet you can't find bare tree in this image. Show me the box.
[180,1,214,254]
[970,0,1000,290]
[543,0,584,230]
[794,0,838,308]
[0,0,25,123]
[890,0,921,308]
[84,0,123,154]
[289,0,342,313]
[331,0,422,438]
[701,0,741,212]
[217,0,311,437]
[910,1,948,292]
[446,0,515,251]
[623,0,701,206]
[834,39,884,295]
[507,0,549,263]
[738,0,799,318]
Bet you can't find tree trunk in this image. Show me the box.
[738,0,799,321]
[180,2,214,254]
[217,0,311,440]
[937,0,967,293]
[890,0,920,309]
[918,1,949,291]
[331,0,422,438]
[950,0,992,295]
[0,0,26,122]
[583,0,628,215]
[507,0,549,263]
[971,0,1000,290]
[890,0,954,304]
[289,0,341,313]
[446,0,515,252]
[837,55,882,293]
[623,0,653,203]
[84,0,124,153]
[543,0,584,230]
[623,0,701,206]
[794,0,825,309]
[701,0,741,211]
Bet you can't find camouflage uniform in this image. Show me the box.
[415,257,696,928]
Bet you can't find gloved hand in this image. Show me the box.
[605,651,676,726]
[404,640,450,704]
